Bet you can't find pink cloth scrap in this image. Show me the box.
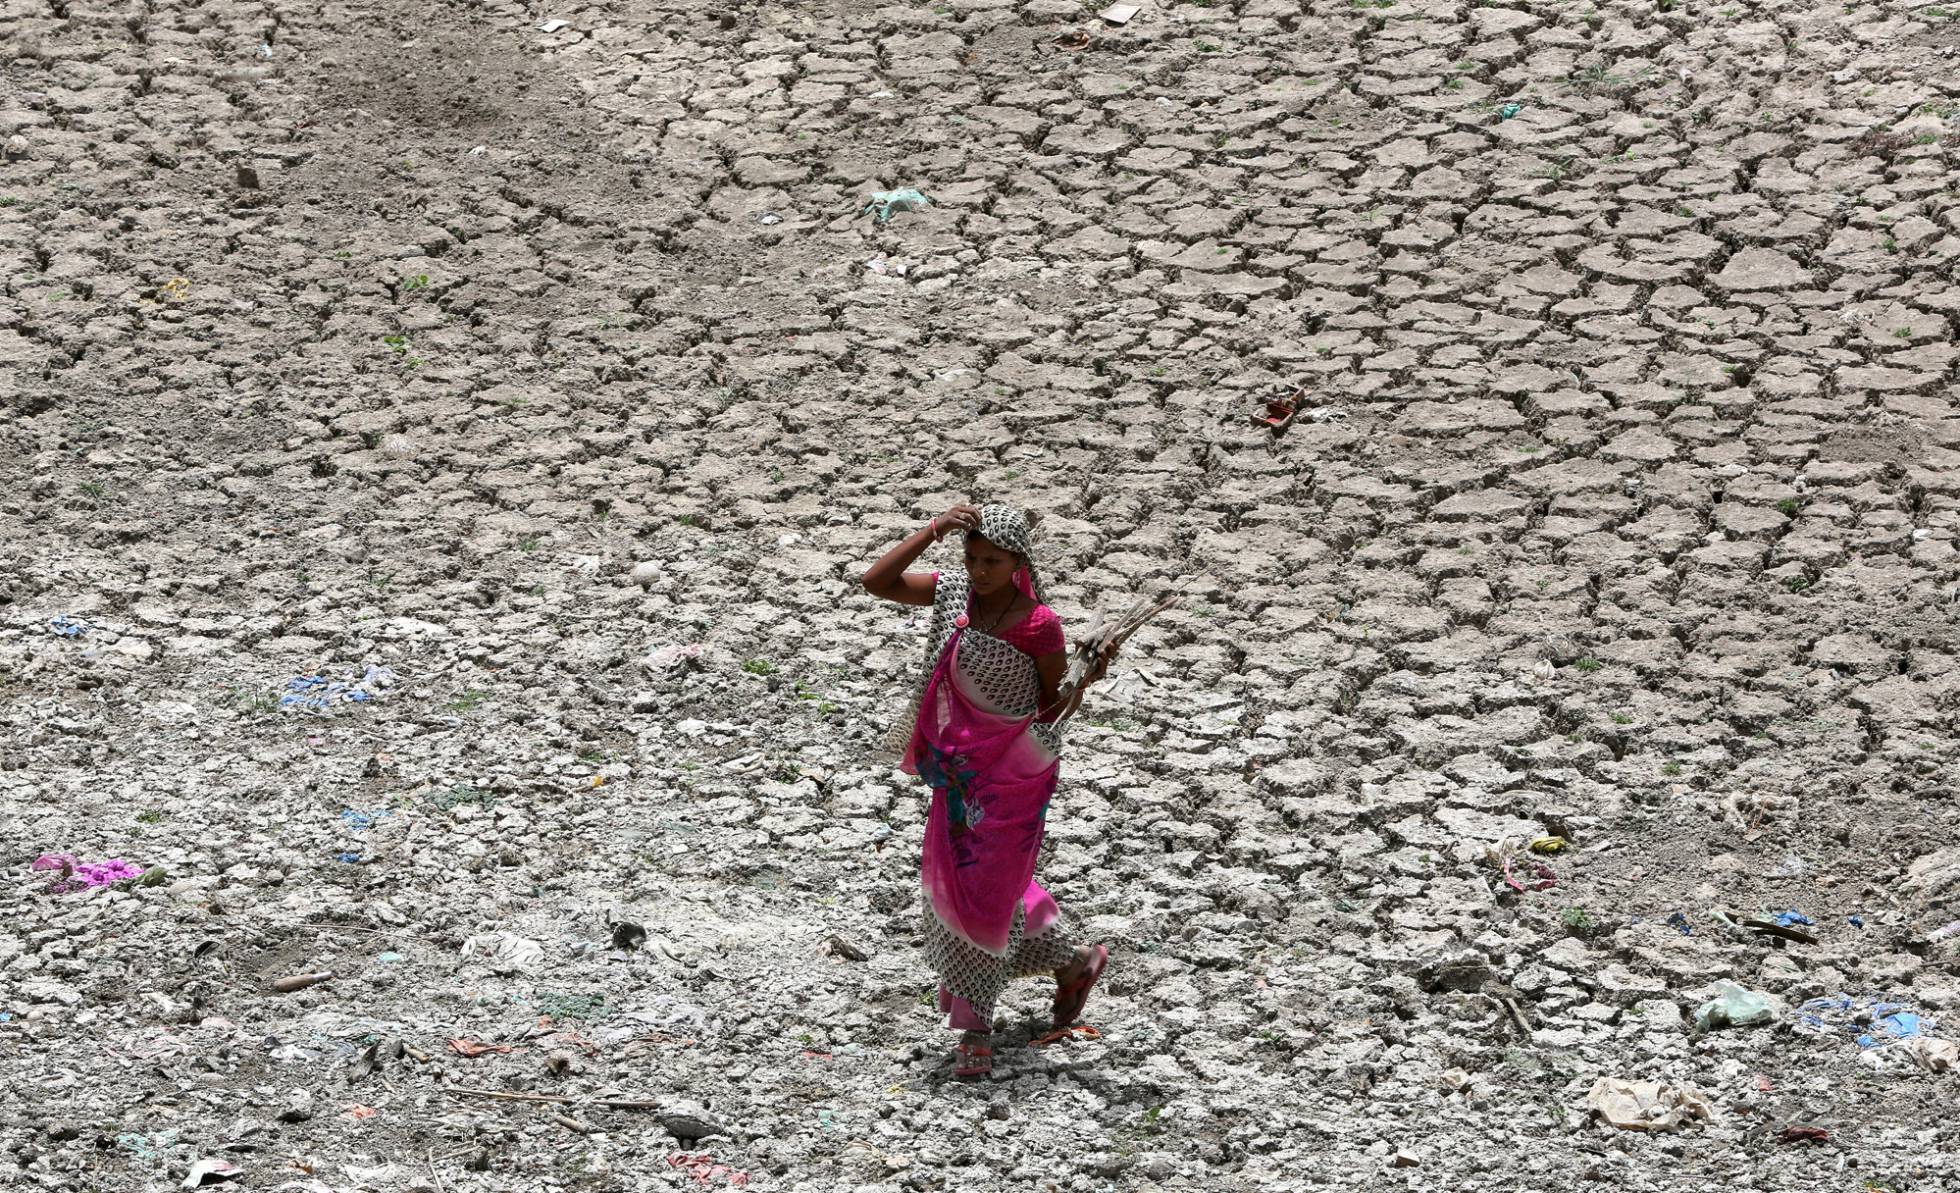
[31,853,143,894]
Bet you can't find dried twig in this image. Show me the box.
[1054,592,1181,719]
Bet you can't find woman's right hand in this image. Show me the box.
[934,504,982,538]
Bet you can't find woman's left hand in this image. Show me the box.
[1086,641,1119,684]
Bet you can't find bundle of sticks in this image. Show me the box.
[1053,590,1181,720]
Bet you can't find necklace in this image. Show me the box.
[971,591,1020,634]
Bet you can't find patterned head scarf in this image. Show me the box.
[968,504,1045,604]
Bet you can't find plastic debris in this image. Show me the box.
[341,807,390,831]
[861,188,932,225]
[1929,919,1960,943]
[1499,101,1523,120]
[1849,914,1864,928]
[1665,911,1692,935]
[1529,835,1569,855]
[48,614,88,637]
[182,1158,243,1188]
[1778,1125,1830,1145]
[450,1037,517,1057]
[280,664,397,714]
[334,851,364,864]
[463,932,546,976]
[1582,1078,1716,1132]
[538,18,570,32]
[1795,994,1941,1066]
[668,1153,751,1188]
[1694,981,1775,1031]
[31,853,143,894]
[1100,2,1140,22]
[1500,854,1557,892]
[1770,909,1815,928]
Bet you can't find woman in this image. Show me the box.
[861,503,1114,1080]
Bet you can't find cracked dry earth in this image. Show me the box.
[7,0,1960,1189]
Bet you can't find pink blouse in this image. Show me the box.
[997,605,1063,657]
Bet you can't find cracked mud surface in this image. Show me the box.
[5,0,1960,1189]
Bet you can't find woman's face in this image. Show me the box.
[963,534,1021,597]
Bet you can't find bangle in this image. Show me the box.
[929,517,941,542]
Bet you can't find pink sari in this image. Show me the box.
[900,576,1060,956]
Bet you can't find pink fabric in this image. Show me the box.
[997,605,1063,657]
[902,631,1060,956]
[938,987,993,1032]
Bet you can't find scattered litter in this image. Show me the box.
[1499,102,1523,120]
[865,255,914,277]
[270,972,334,994]
[1770,910,1815,928]
[1031,1024,1102,1047]
[1100,2,1140,22]
[1530,836,1569,855]
[757,212,782,226]
[1778,1125,1830,1146]
[1929,919,1960,943]
[1054,29,1094,49]
[667,1153,752,1188]
[450,1037,517,1057]
[611,918,649,951]
[1694,981,1775,1031]
[534,990,612,1021]
[343,1104,379,1121]
[334,851,364,864]
[538,18,570,32]
[861,188,932,225]
[182,1158,243,1188]
[645,643,704,672]
[340,807,391,831]
[1665,911,1692,935]
[30,853,143,894]
[48,615,88,637]
[257,42,273,58]
[1500,853,1557,893]
[462,933,546,976]
[1849,914,1864,929]
[1582,1078,1716,1132]
[1905,1037,1959,1071]
[280,664,397,714]
[1795,994,1938,1063]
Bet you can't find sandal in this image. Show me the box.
[952,1037,993,1082]
[1052,944,1109,1028]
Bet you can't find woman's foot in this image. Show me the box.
[952,1030,993,1081]
[1052,943,1109,1028]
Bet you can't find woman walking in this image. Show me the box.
[861,503,1113,1080]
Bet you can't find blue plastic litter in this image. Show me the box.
[1499,102,1523,120]
[1796,994,1933,1050]
[335,851,363,864]
[1666,911,1692,935]
[1849,914,1864,928]
[340,808,390,832]
[280,664,397,714]
[1772,910,1815,928]
[861,188,932,225]
[48,615,88,637]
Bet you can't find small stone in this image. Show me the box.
[234,163,259,189]
[4,134,27,160]
[277,1090,314,1123]
[629,561,662,588]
